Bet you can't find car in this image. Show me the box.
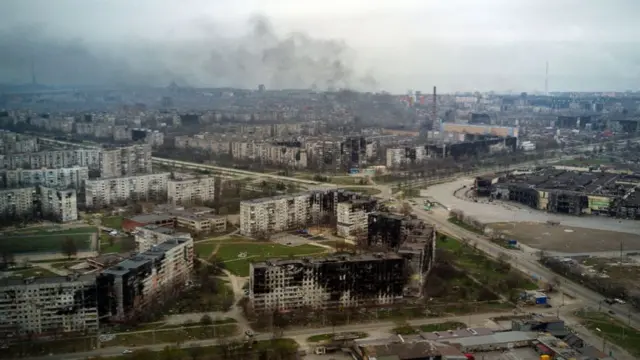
[122,350,133,354]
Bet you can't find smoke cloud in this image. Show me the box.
[0,16,377,91]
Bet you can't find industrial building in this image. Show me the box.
[84,173,170,208]
[167,176,217,206]
[0,166,88,190]
[249,253,406,312]
[97,237,194,322]
[491,169,640,219]
[0,275,99,340]
[240,189,374,237]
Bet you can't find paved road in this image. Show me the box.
[19,310,554,360]
[410,204,640,331]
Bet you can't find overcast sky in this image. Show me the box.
[1,0,639,93]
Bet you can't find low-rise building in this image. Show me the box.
[171,207,226,233]
[122,214,175,233]
[133,224,192,252]
[167,176,216,206]
[0,275,99,340]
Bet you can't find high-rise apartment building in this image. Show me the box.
[0,167,88,189]
[0,275,99,338]
[336,199,377,238]
[39,186,78,223]
[167,176,216,206]
[249,253,406,312]
[0,149,100,171]
[0,187,36,218]
[85,173,169,208]
[97,238,194,322]
[386,147,427,168]
[100,144,152,178]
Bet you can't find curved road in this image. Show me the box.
[410,204,640,331]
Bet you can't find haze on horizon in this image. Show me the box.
[0,0,639,93]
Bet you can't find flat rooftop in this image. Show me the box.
[0,274,96,288]
[252,252,402,269]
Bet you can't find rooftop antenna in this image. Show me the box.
[545,61,549,96]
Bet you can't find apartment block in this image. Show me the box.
[97,238,194,322]
[336,199,377,238]
[0,149,100,171]
[167,176,216,206]
[100,144,152,178]
[0,132,38,154]
[133,224,192,253]
[231,141,308,169]
[85,173,169,208]
[0,167,88,189]
[249,253,406,312]
[386,146,427,168]
[0,275,99,339]
[240,189,374,237]
[0,187,36,218]
[39,186,78,223]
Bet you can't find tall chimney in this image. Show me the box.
[432,86,437,127]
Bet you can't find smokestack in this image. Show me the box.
[432,86,437,126]
[545,61,549,96]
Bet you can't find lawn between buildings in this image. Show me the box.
[0,226,97,254]
[392,321,468,335]
[196,240,330,277]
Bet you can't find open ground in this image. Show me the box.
[421,178,640,254]
[487,222,640,253]
[0,226,97,254]
[195,236,331,276]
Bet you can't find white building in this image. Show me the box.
[386,147,427,168]
[0,187,36,218]
[39,186,78,223]
[167,176,216,206]
[100,144,152,178]
[0,149,100,171]
[0,167,88,189]
[240,193,311,237]
[336,200,372,238]
[99,237,194,321]
[85,173,169,208]
[0,275,99,338]
[133,224,192,253]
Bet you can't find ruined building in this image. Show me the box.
[367,213,437,297]
[239,189,376,237]
[97,237,194,322]
[249,253,406,312]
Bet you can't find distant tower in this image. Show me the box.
[432,86,437,125]
[545,61,549,96]
[30,56,37,85]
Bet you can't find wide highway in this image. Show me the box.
[410,205,640,330]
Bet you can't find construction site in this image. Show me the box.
[489,168,640,219]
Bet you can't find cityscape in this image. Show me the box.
[1,2,640,360]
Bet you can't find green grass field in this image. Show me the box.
[215,242,328,276]
[576,311,640,357]
[341,187,382,195]
[101,216,124,229]
[0,227,96,254]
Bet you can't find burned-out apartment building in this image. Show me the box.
[97,237,194,322]
[0,275,99,341]
[239,189,377,237]
[248,213,437,312]
[490,169,640,219]
[368,212,437,296]
[249,253,406,312]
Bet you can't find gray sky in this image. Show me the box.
[1,0,639,92]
